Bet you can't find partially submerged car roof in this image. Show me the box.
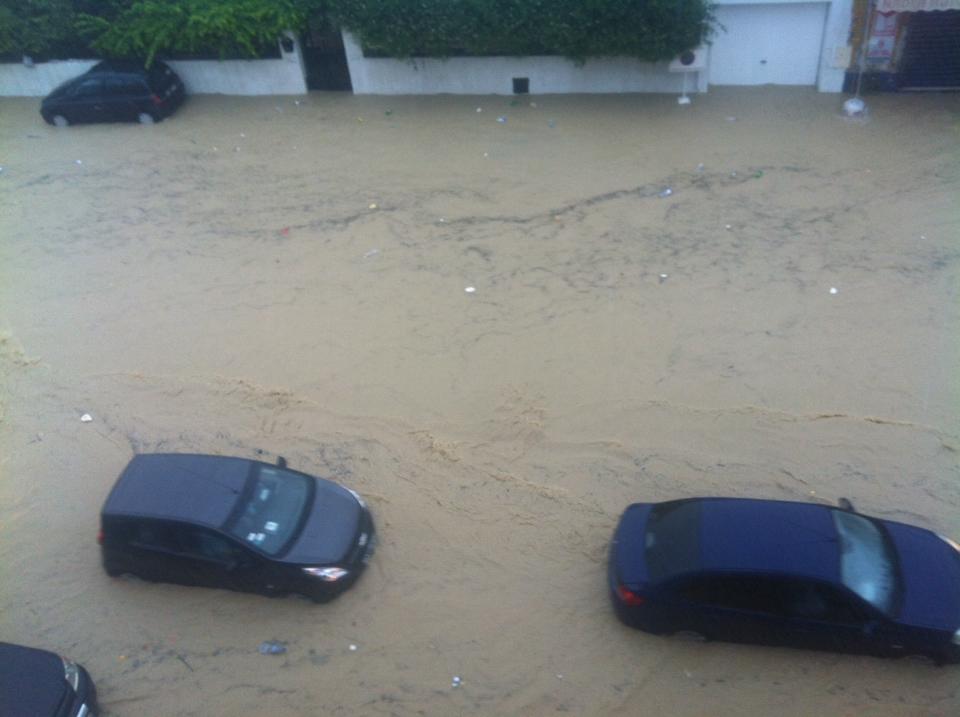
[102,453,253,528]
[696,498,841,583]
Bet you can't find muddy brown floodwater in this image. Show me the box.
[1,88,959,716]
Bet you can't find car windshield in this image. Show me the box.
[226,466,311,555]
[831,510,898,615]
[645,501,701,581]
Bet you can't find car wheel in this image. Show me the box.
[52,114,70,127]
[137,112,156,125]
[672,630,708,642]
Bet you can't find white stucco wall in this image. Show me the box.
[344,0,853,95]
[0,35,307,97]
[0,59,96,96]
[343,32,708,95]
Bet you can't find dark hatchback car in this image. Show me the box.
[100,453,375,601]
[0,642,98,717]
[609,497,960,663]
[41,60,185,126]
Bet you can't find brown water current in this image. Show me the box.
[1,88,959,716]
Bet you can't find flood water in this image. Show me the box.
[1,88,959,716]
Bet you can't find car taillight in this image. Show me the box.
[151,94,163,106]
[616,583,646,607]
[97,529,104,545]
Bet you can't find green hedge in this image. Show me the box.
[0,0,323,63]
[329,0,714,62]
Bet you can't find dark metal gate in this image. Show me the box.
[302,17,353,91]
[899,10,960,90]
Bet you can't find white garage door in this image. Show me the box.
[709,3,828,85]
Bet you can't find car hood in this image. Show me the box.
[282,479,362,565]
[0,642,69,717]
[884,520,960,630]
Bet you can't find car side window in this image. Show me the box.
[73,79,103,97]
[678,575,792,616]
[106,77,145,96]
[181,528,240,564]
[131,521,180,552]
[784,582,865,623]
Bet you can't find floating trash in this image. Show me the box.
[363,249,380,259]
[843,97,865,117]
[496,116,507,124]
[451,676,462,688]
[725,224,732,230]
[75,160,83,165]
[80,413,93,423]
[368,203,378,210]
[829,287,838,295]
[658,187,673,198]
[476,107,483,113]
[258,641,286,655]
[529,102,538,108]
[464,286,476,294]
[239,133,245,138]
[348,644,358,651]
[696,163,705,172]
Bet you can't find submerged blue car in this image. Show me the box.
[609,497,960,664]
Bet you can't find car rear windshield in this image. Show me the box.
[832,510,899,616]
[225,467,311,555]
[645,501,701,581]
[147,65,177,93]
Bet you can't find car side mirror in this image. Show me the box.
[837,497,855,512]
[277,456,287,468]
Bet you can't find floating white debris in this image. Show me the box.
[75,159,83,165]
[348,644,358,651]
[363,249,380,259]
[240,133,246,138]
[843,98,865,117]
[725,224,732,230]
[829,287,838,295]
[476,107,483,113]
[658,187,673,198]
[80,413,93,423]
[464,286,476,294]
[451,676,462,688]
[368,203,378,210]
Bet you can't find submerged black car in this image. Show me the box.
[0,642,98,717]
[100,454,375,601]
[41,60,185,126]
[609,497,960,663]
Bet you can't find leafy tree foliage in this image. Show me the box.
[0,0,323,63]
